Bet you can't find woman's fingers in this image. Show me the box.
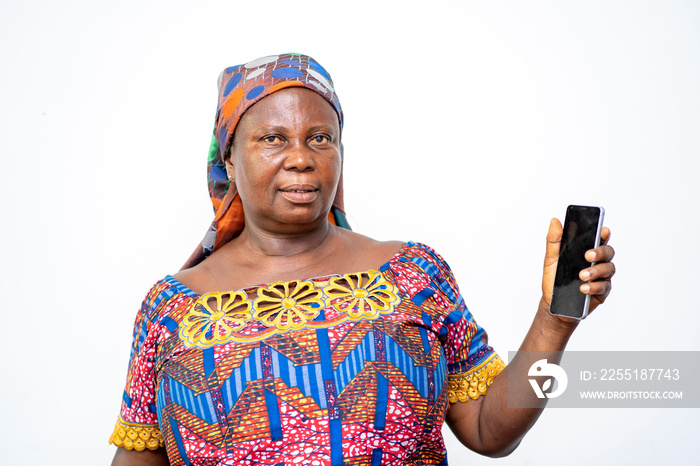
[580,279,612,297]
[579,230,615,315]
[585,244,615,263]
[580,261,616,281]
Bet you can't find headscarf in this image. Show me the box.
[182,53,350,270]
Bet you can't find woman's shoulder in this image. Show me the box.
[171,262,214,297]
[133,276,197,318]
[127,276,195,342]
[345,230,404,255]
[139,275,194,307]
[334,229,404,268]
[382,240,457,279]
[338,230,449,272]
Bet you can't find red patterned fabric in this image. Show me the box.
[111,243,504,465]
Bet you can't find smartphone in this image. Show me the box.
[549,205,605,319]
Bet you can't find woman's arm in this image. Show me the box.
[111,447,170,466]
[446,219,615,457]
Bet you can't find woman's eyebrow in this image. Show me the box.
[252,124,338,134]
[253,125,288,133]
[306,124,338,133]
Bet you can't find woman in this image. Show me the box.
[110,53,615,466]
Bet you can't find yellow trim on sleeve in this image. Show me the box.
[109,416,164,451]
[448,354,506,402]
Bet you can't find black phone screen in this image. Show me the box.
[550,205,604,319]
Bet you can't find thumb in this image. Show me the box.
[542,218,563,304]
[545,218,563,268]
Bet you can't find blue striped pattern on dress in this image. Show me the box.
[434,347,447,397]
[134,286,176,360]
[220,347,260,411]
[270,348,327,409]
[160,376,219,424]
[409,257,439,279]
[409,254,459,303]
[333,331,376,394]
[384,335,430,398]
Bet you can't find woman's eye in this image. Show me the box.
[311,135,330,144]
[263,135,280,143]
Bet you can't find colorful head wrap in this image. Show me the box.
[182,53,350,270]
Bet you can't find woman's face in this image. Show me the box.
[226,88,342,233]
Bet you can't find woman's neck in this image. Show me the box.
[235,220,334,258]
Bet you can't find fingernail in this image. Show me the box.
[581,271,590,280]
[581,284,591,293]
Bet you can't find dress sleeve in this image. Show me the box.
[402,243,506,403]
[108,281,168,451]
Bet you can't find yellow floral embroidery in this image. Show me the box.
[253,280,325,331]
[323,270,400,319]
[179,291,252,348]
[448,354,506,402]
[109,417,164,451]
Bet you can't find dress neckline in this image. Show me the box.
[164,241,414,298]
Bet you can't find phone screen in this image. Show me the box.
[550,205,604,319]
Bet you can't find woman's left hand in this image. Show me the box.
[541,218,616,318]
[447,218,616,457]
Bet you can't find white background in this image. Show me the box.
[1,1,698,464]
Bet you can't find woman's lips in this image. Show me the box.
[279,185,319,203]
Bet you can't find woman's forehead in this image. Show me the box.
[237,88,341,132]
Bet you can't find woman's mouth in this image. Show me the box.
[279,185,319,203]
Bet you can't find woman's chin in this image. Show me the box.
[263,208,330,231]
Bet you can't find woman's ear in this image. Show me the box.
[224,157,235,182]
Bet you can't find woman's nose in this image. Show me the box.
[283,141,316,171]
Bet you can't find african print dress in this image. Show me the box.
[109,242,505,465]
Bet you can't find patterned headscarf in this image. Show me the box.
[182,53,350,270]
